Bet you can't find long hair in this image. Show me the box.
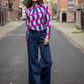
[27,0,44,8]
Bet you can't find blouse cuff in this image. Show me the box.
[45,33,50,39]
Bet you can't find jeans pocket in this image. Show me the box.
[43,32,46,38]
[39,32,46,41]
[28,31,33,38]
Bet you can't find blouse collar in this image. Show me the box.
[32,3,39,8]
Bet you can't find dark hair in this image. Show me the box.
[27,0,44,8]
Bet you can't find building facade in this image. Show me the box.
[51,0,57,18]
[0,0,21,26]
[76,0,84,30]
[19,0,26,19]
[0,0,7,26]
[57,0,76,22]
[6,0,20,21]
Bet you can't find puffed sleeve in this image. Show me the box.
[44,4,51,39]
[25,9,29,42]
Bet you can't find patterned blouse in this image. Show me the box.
[25,3,51,42]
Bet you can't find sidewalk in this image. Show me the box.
[51,20,84,53]
[0,20,25,40]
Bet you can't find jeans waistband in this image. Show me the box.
[29,29,46,33]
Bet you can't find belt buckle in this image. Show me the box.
[36,30,40,33]
[30,30,34,33]
[42,30,45,33]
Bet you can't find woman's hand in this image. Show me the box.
[26,42,27,47]
[44,38,49,45]
[26,38,49,47]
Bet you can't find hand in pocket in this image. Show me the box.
[44,38,49,45]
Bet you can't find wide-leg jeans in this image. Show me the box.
[27,30,52,84]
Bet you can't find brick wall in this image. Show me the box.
[58,0,76,10]
[78,0,84,4]
[0,0,7,26]
[19,0,23,3]
[74,0,77,10]
[49,5,53,16]
[2,0,19,21]
[59,0,68,10]
[52,0,58,3]
[77,0,84,8]
[2,0,6,6]
[7,10,19,21]
[76,10,81,29]
[12,0,19,10]
[67,12,75,22]
[49,0,57,17]
[6,0,19,21]
[76,0,84,29]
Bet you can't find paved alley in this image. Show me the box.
[0,22,84,84]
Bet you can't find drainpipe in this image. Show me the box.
[76,0,78,24]
[18,0,20,20]
[57,0,60,21]
[76,0,78,7]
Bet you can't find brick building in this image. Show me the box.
[47,0,77,22]
[57,0,76,22]
[6,0,20,21]
[51,0,57,18]
[0,0,20,26]
[0,0,7,26]
[19,0,26,19]
[76,0,84,30]
[45,0,57,19]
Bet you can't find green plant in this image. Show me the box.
[22,0,28,7]
[52,3,57,14]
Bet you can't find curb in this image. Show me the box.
[0,20,25,40]
[51,23,84,54]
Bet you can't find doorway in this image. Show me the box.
[81,11,84,31]
[62,13,66,22]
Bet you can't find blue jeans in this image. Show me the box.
[27,30,52,84]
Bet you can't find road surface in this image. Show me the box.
[0,23,84,84]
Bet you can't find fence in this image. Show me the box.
[0,6,7,26]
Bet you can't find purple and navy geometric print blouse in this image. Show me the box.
[25,3,51,42]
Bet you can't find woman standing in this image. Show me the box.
[25,0,52,84]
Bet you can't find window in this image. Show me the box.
[68,0,74,10]
[8,0,13,9]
